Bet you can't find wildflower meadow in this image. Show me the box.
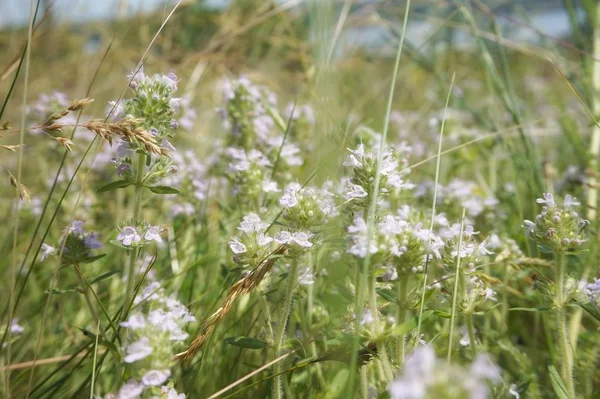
[1,0,600,398]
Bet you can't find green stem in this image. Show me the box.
[396,276,409,366]
[466,314,477,357]
[273,259,299,399]
[73,262,109,343]
[555,252,575,398]
[122,153,146,320]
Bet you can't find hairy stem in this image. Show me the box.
[273,259,299,399]
[123,153,146,320]
[396,275,409,366]
[555,252,575,397]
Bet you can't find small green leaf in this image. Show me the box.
[224,336,268,349]
[148,185,180,195]
[97,180,132,193]
[548,365,571,399]
[581,302,600,323]
[89,269,120,285]
[79,254,107,264]
[283,338,306,359]
[45,288,82,295]
[508,307,552,312]
[376,288,397,304]
[77,327,120,357]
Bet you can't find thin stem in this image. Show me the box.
[273,259,299,399]
[554,251,575,398]
[396,276,409,366]
[72,262,109,343]
[123,153,147,320]
[466,314,477,357]
[447,209,466,363]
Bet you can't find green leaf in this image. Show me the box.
[581,302,600,323]
[45,288,82,295]
[89,269,120,285]
[548,365,571,399]
[382,310,434,339]
[508,307,552,312]
[109,239,131,250]
[147,185,180,195]
[78,254,107,264]
[283,338,307,359]
[96,180,132,193]
[376,288,397,304]
[224,336,268,350]
[77,327,120,357]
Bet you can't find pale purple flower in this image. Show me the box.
[564,194,580,208]
[120,314,146,330]
[291,232,313,247]
[536,192,555,208]
[274,231,292,244]
[161,138,176,152]
[509,384,520,399]
[262,180,280,193]
[470,354,501,382]
[279,191,298,208]
[162,387,186,399]
[70,220,85,235]
[144,226,162,243]
[10,319,24,335]
[141,369,171,386]
[228,238,247,254]
[123,337,153,363]
[117,226,141,246]
[117,379,145,399]
[84,233,103,249]
[360,308,373,325]
[257,233,273,247]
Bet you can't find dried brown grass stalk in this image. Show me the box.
[8,172,31,202]
[84,118,168,157]
[175,245,287,363]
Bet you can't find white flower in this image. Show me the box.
[117,379,144,399]
[120,314,146,330]
[117,226,141,246]
[40,243,55,261]
[523,220,536,235]
[141,369,171,386]
[228,238,247,254]
[291,232,313,247]
[262,180,280,193]
[274,231,292,244]
[162,387,186,399]
[564,194,580,208]
[360,308,373,325]
[483,287,497,301]
[344,182,368,200]
[257,233,273,247]
[144,226,162,243]
[298,267,315,285]
[536,192,555,208]
[509,384,520,399]
[10,319,24,335]
[470,354,501,382]
[123,337,153,363]
[279,191,298,208]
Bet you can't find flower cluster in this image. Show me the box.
[46,220,103,263]
[347,213,443,275]
[279,182,337,229]
[113,281,194,398]
[523,193,587,252]
[116,224,165,248]
[220,76,277,148]
[226,147,277,203]
[343,142,412,210]
[389,345,501,399]
[228,213,275,268]
[27,91,78,133]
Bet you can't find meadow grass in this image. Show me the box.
[1,1,600,398]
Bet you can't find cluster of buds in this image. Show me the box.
[279,182,337,229]
[228,214,275,269]
[50,220,103,264]
[523,193,587,253]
